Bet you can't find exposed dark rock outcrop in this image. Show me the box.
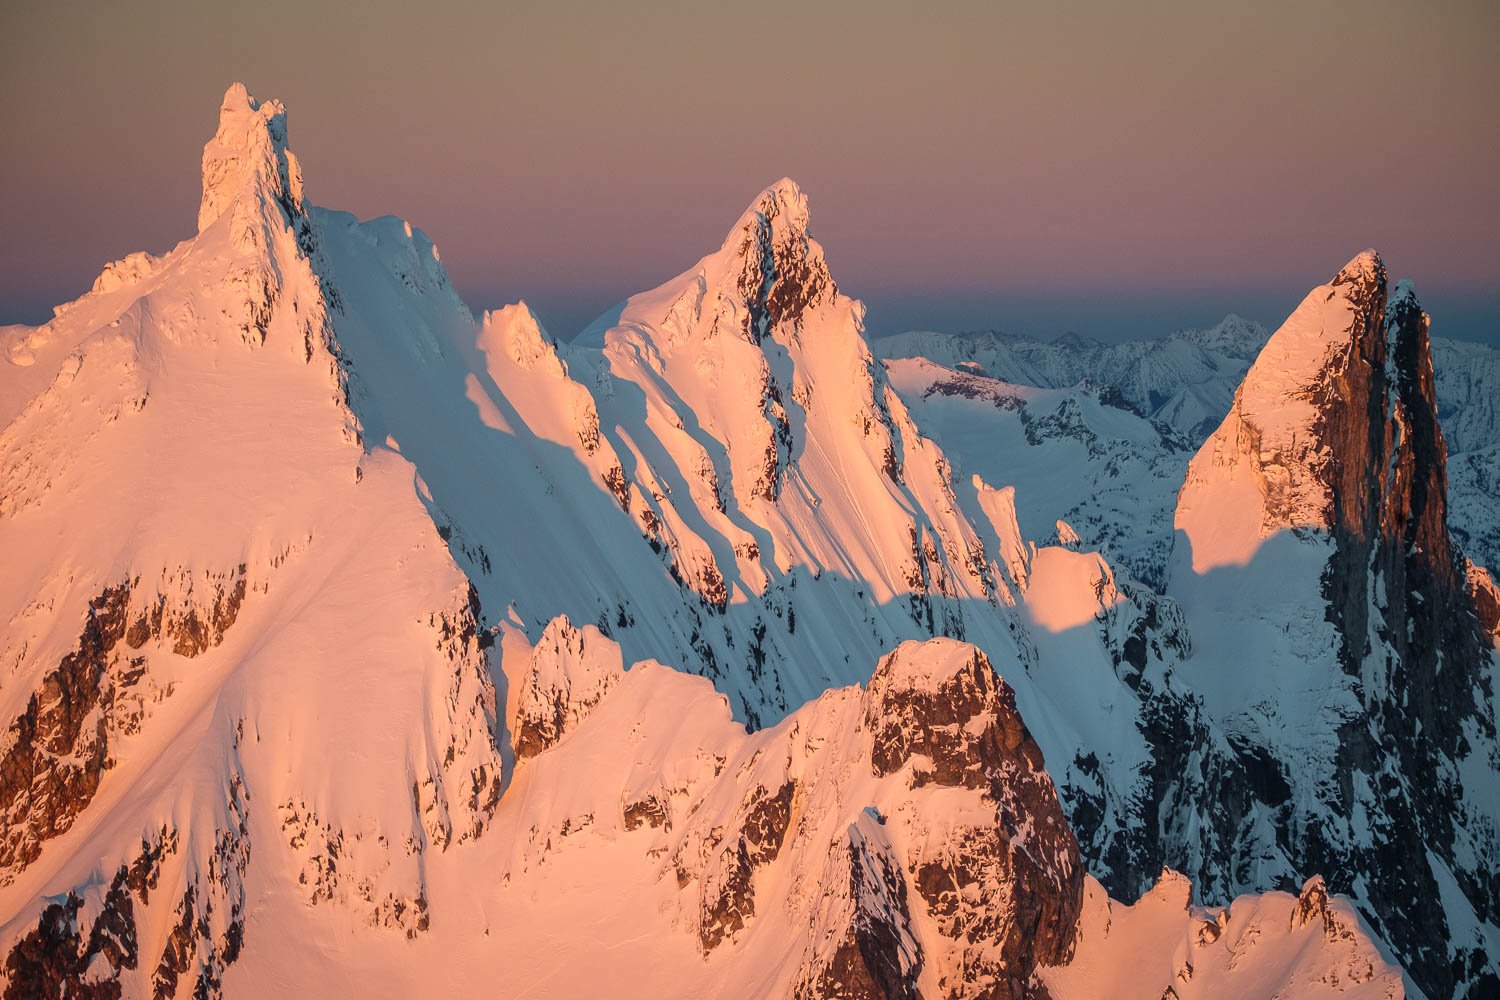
[699,837,758,952]
[1307,264,1495,996]
[0,569,248,884]
[0,585,130,880]
[512,616,620,761]
[3,829,176,1000]
[865,643,1084,999]
[734,180,835,345]
[622,792,670,831]
[698,778,798,952]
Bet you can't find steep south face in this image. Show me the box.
[1171,251,1499,998]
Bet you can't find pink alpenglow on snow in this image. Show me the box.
[0,80,1496,1000]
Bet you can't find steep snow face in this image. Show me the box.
[277,130,1221,962]
[308,154,1188,827]
[1168,253,1500,999]
[581,178,999,618]
[0,85,504,993]
[0,85,1192,999]
[471,184,1248,931]
[591,178,844,517]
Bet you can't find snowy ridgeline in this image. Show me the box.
[0,84,1494,998]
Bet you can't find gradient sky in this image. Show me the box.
[3,0,1498,343]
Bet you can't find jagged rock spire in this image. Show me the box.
[724,178,835,339]
[198,82,305,233]
[1171,248,1499,997]
[1174,249,1389,572]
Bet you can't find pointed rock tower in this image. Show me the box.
[1171,250,1499,997]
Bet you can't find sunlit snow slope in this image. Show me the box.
[0,85,1474,998]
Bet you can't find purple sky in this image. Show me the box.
[3,1,1497,343]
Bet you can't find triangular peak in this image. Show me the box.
[723,177,812,248]
[585,178,843,349]
[480,300,567,374]
[1331,247,1384,293]
[1173,250,1394,573]
[717,177,835,338]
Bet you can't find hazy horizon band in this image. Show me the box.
[2,0,1496,343]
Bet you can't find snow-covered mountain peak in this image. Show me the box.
[1388,276,1418,310]
[580,177,835,356]
[1175,250,1392,571]
[1168,250,1499,995]
[736,176,811,236]
[1330,247,1385,295]
[4,84,1493,997]
[480,301,565,374]
[868,635,988,692]
[719,176,835,339]
[197,82,303,234]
